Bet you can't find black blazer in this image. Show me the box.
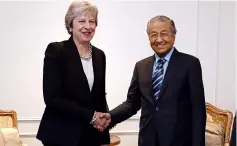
[109,49,206,146]
[36,37,110,146]
[230,113,236,146]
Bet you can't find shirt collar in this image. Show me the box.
[154,47,174,63]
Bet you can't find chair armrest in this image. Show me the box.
[224,142,230,146]
[0,128,23,146]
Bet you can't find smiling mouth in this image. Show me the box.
[82,32,91,35]
[156,44,166,47]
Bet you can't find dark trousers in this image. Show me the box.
[42,141,101,146]
[42,142,61,146]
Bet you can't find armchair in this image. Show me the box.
[205,103,233,146]
[0,110,27,146]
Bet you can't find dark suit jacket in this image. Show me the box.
[36,37,110,146]
[109,49,206,146]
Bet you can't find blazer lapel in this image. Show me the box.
[65,37,91,93]
[157,49,179,101]
[91,46,100,92]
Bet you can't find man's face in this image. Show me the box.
[148,20,175,57]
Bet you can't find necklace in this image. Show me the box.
[79,44,92,61]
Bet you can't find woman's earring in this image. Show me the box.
[69,28,72,32]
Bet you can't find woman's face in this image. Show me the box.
[72,11,96,43]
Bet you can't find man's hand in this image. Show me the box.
[93,112,111,131]
[100,112,111,128]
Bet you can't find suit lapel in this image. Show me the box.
[157,49,179,101]
[144,56,157,105]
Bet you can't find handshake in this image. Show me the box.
[92,112,112,132]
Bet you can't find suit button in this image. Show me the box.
[156,107,159,111]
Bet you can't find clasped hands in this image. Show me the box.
[93,112,111,132]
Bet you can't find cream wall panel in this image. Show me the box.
[197,2,219,105]
[215,2,236,113]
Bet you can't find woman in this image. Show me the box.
[36,1,110,146]
[230,112,236,146]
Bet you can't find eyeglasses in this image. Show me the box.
[149,32,171,39]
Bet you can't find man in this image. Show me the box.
[99,15,207,146]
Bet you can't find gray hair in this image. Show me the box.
[65,1,98,35]
[146,15,177,35]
